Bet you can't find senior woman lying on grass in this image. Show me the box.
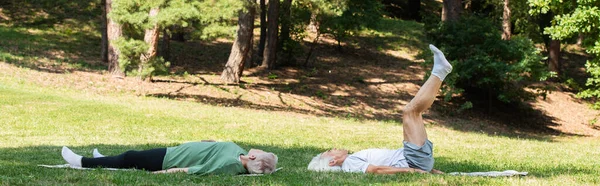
[308,45,450,174]
[61,140,278,175]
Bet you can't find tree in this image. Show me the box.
[538,1,600,107]
[101,0,108,63]
[221,0,256,83]
[528,0,579,77]
[258,0,267,59]
[106,0,124,78]
[501,0,511,40]
[278,0,294,65]
[138,7,161,81]
[161,29,170,62]
[109,0,242,79]
[261,0,280,69]
[442,0,462,21]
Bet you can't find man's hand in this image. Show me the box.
[430,169,444,174]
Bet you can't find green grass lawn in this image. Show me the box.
[1,68,599,185]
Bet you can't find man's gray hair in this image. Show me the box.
[247,152,278,174]
[307,153,342,172]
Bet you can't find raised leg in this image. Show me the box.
[402,44,451,146]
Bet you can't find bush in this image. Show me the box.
[115,38,170,79]
[426,15,553,105]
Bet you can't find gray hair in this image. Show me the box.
[247,152,278,174]
[307,153,342,172]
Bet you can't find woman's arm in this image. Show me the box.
[365,165,428,174]
[152,168,189,174]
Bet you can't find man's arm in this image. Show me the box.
[152,168,189,174]
[365,165,428,174]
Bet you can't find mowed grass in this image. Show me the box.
[0,69,598,185]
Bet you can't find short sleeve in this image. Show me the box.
[341,155,370,173]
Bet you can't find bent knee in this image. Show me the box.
[402,105,421,116]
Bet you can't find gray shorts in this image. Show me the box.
[403,140,434,172]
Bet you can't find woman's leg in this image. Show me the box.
[81,148,167,171]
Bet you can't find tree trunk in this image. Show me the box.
[221,2,256,83]
[308,13,318,33]
[577,33,584,46]
[101,0,108,63]
[304,31,321,67]
[501,0,511,40]
[261,0,280,69]
[548,39,561,76]
[106,0,124,78]
[258,0,267,58]
[139,7,161,81]
[278,0,293,65]
[442,0,462,22]
[161,28,170,62]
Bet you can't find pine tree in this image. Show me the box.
[109,0,242,80]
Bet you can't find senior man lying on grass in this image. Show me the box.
[61,140,278,175]
[308,44,450,174]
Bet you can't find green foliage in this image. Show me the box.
[267,73,279,79]
[427,15,553,105]
[302,0,383,47]
[108,0,244,78]
[278,1,313,63]
[114,38,169,79]
[531,0,600,108]
[190,0,244,40]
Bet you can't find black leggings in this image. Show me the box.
[81,148,167,171]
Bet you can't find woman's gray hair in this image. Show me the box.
[247,153,278,174]
[307,153,342,172]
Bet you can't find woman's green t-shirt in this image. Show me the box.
[162,141,248,175]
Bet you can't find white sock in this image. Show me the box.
[429,44,453,81]
[61,146,83,167]
[92,148,105,158]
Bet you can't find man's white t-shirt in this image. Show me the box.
[341,148,408,173]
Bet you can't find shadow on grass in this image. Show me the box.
[1,144,596,185]
[0,0,101,28]
[0,25,104,73]
[0,0,104,73]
